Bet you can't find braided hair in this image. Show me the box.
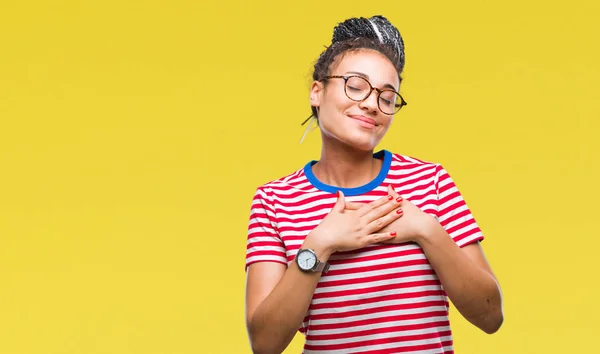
[307,15,406,122]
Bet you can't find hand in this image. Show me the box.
[345,185,438,244]
[305,190,404,256]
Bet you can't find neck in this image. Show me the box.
[312,138,382,189]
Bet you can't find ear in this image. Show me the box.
[309,81,324,108]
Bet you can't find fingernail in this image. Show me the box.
[390,231,397,236]
[396,209,403,214]
[396,197,403,203]
[336,191,340,198]
[387,195,393,200]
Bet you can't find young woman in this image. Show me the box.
[244,15,503,354]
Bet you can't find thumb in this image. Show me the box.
[333,190,346,212]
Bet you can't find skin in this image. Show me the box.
[245,49,504,354]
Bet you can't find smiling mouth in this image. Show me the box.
[349,115,378,128]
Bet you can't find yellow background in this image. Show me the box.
[1,0,598,353]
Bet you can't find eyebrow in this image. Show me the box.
[345,71,397,91]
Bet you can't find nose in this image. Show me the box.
[358,88,379,113]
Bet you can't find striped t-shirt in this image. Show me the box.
[246,150,484,353]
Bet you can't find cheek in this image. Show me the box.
[321,87,353,111]
[381,116,394,129]
[378,118,394,135]
[316,94,349,130]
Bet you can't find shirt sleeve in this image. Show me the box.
[245,187,288,270]
[434,165,484,247]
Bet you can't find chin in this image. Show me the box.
[340,133,380,152]
[321,121,384,152]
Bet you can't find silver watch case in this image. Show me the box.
[295,249,330,273]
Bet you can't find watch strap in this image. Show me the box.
[314,260,330,273]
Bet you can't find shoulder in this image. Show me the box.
[386,151,454,191]
[253,165,311,200]
[388,151,444,172]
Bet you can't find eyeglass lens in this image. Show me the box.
[344,76,402,115]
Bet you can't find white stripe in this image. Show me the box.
[306,325,451,347]
[331,243,422,257]
[304,335,453,353]
[323,252,431,272]
[387,163,436,177]
[247,226,277,235]
[447,221,479,237]
[248,215,275,226]
[307,315,449,335]
[369,18,384,42]
[438,194,465,212]
[309,305,448,326]
[456,231,484,247]
[246,243,285,252]
[310,294,446,316]
[314,273,438,295]
[246,255,286,264]
[246,236,282,244]
[311,285,443,306]
[443,209,474,229]
[320,263,433,283]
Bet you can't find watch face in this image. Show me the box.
[297,250,317,270]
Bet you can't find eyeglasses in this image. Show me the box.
[321,75,407,115]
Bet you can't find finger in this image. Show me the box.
[345,201,365,210]
[387,184,395,196]
[356,193,394,217]
[367,231,397,244]
[388,185,404,204]
[333,190,346,212]
[365,207,404,234]
[362,194,403,222]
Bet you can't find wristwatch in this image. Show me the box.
[295,249,330,273]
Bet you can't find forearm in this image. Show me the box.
[248,242,331,354]
[417,222,503,334]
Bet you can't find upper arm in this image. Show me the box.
[245,261,287,327]
[245,187,288,326]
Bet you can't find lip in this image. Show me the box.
[349,115,378,128]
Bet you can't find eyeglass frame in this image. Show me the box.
[322,75,407,115]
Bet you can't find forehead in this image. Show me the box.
[332,50,400,89]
